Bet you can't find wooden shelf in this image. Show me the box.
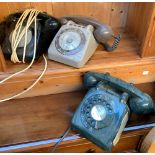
[0,82,154,152]
[0,2,154,153]
[1,30,141,75]
[0,30,155,99]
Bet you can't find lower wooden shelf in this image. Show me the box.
[0,82,154,152]
[23,128,152,153]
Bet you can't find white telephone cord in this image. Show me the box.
[0,9,48,102]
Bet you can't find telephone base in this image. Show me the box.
[48,21,98,68]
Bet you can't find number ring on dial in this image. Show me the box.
[81,94,114,130]
[55,28,86,55]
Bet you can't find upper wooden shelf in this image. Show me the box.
[0,30,142,77]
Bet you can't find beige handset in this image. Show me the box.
[48,21,98,68]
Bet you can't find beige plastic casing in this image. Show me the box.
[48,21,98,68]
[113,111,129,146]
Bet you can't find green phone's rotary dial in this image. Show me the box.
[81,94,114,130]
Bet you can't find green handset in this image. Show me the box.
[84,72,155,114]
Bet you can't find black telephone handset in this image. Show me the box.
[71,72,155,151]
[60,16,121,52]
[0,11,61,62]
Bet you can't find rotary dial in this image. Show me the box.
[59,31,81,51]
[55,28,86,55]
[81,94,114,130]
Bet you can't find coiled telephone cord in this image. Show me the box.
[103,34,121,52]
[0,9,47,102]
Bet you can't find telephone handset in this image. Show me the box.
[71,72,155,151]
[60,16,121,52]
[84,72,155,114]
[0,11,61,62]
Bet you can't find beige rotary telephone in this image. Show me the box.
[48,20,98,68]
[48,16,121,68]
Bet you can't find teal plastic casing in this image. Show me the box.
[71,81,130,151]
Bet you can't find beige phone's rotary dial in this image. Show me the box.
[55,28,86,55]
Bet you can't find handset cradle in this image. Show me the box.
[60,16,121,52]
[84,72,155,114]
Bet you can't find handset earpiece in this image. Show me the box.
[128,94,154,114]
[83,72,98,89]
[84,72,155,114]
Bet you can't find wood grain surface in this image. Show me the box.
[0,2,129,29]
[140,127,155,153]
[0,82,154,150]
[1,31,155,98]
[0,3,154,98]
[126,3,155,57]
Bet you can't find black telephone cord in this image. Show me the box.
[50,127,71,153]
